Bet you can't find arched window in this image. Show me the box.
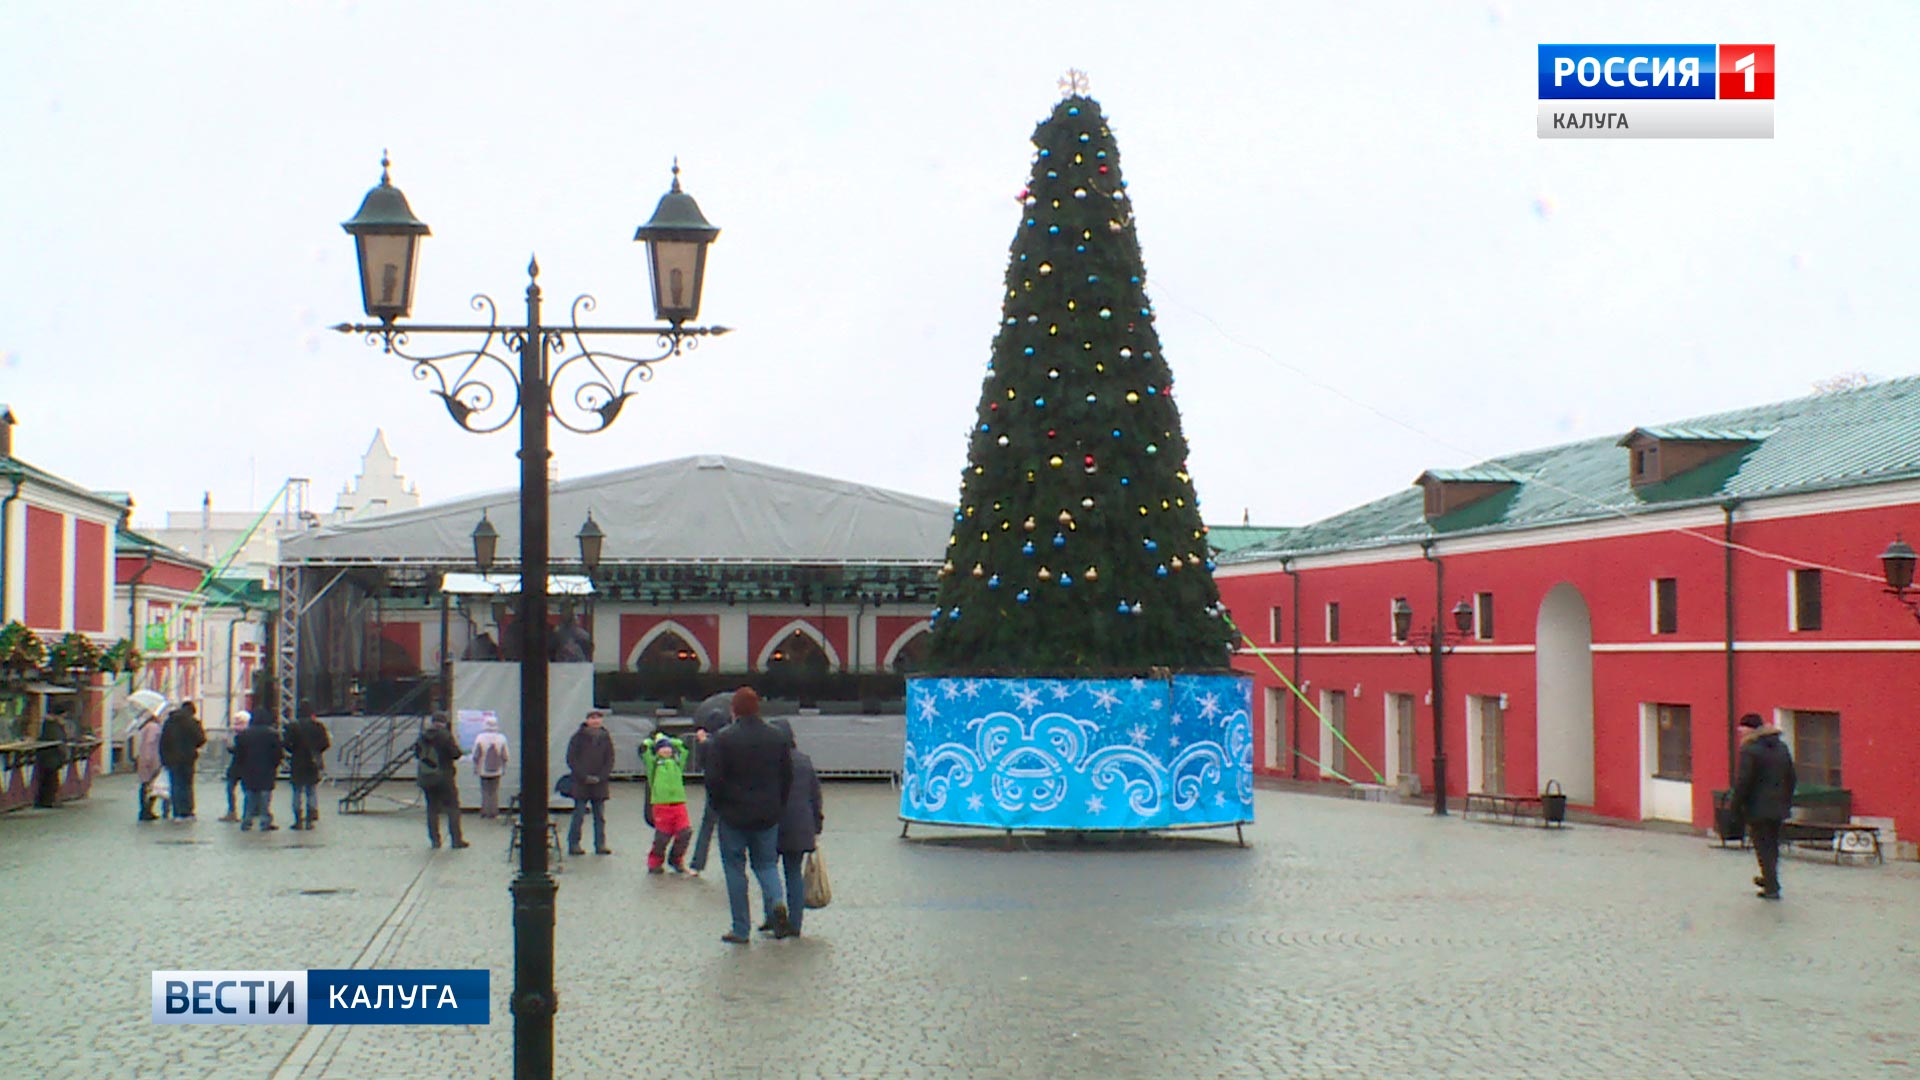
[763,629,830,678]
[637,630,702,673]
[887,629,930,674]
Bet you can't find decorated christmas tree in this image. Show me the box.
[925,84,1232,674]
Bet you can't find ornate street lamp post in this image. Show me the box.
[1393,596,1474,815]
[336,154,725,1080]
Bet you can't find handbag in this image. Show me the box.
[802,846,832,909]
[555,773,575,801]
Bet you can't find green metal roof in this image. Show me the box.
[1206,525,1296,556]
[203,575,277,612]
[1416,466,1528,484]
[1618,425,1776,445]
[1226,376,1920,563]
[114,525,210,569]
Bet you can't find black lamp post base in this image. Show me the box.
[510,872,559,1079]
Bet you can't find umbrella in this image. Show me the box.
[693,691,734,733]
[122,689,169,740]
[129,689,168,717]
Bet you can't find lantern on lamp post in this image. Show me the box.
[341,154,430,323]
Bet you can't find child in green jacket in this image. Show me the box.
[645,734,692,873]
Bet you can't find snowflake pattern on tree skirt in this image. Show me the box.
[900,674,1254,830]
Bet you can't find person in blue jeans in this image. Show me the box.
[768,719,824,936]
[704,687,794,943]
[565,710,616,855]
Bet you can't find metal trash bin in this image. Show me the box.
[1542,778,1568,826]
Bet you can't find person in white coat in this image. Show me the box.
[470,717,511,820]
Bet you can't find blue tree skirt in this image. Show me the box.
[901,674,1254,831]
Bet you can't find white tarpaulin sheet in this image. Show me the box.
[449,661,596,808]
[279,455,953,566]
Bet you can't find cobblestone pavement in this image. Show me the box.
[4,773,1919,1080]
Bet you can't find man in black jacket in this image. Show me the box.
[415,715,468,849]
[160,703,206,820]
[704,687,794,943]
[1732,712,1797,900]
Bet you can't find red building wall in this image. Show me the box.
[876,615,929,669]
[1221,496,1920,839]
[73,520,107,633]
[23,506,64,630]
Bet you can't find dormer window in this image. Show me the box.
[1413,467,1522,521]
[1619,427,1771,488]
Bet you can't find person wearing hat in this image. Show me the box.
[470,716,511,821]
[1731,712,1796,899]
[643,731,692,873]
[565,709,617,855]
[703,687,794,944]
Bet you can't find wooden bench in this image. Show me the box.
[1780,820,1884,865]
[1464,791,1562,828]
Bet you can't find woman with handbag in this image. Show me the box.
[767,719,824,938]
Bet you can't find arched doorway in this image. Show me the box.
[1535,583,1595,804]
[885,627,930,674]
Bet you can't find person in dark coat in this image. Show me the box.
[768,718,823,937]
[220,711,250,821]
[1731,712,1797,900]
[686,690,734,874]
[285,708,332,831]
[415,715,467,849]
[232,716,284,831]
[32,711,68,808]
[704,687,794,944]
[565,710,616,855]
[159,702,206,819]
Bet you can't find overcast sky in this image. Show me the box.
[3,2,1915,532]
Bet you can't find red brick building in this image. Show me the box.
[1218,379,1920,843]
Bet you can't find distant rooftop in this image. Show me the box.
[1226,376,1920,563]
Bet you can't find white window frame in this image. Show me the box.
[1474,591,1495,641]
[1389,597,1408,642]
[1788,568,1822,632]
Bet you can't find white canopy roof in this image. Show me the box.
[279,455,954,568]
[441,572,595,596]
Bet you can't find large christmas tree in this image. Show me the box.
[925,89,1232,674]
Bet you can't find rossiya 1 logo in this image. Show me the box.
[1537,44,1774,139]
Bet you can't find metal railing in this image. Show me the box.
[333,680,435,813]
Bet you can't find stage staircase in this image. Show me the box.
[334,681,434,813]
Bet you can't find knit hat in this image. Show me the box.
[731,686,760,717]
[1737,713,1765,729]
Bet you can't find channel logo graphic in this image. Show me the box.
[152,969,490,1025]
[1537,44,1774,139]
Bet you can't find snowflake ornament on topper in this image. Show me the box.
[1058,68,1091,98]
